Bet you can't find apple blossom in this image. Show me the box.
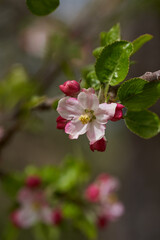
[11,187,59,228]
[85,174,124,228]
[57,88,117,145]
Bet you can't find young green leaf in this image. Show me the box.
[26,0,60,16]
[125,110,160,139]
[86,71,101,90]
[95,41,133,86]
[132,34,153,55]
[118,78,160,110]
[100,23,121,46]
[92,47,104,58]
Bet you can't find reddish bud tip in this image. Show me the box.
[111,103,125,121]
[25,176,41,188]
[10,211,21,228]
[56,116,68,130]
[51,209,63,225]
[85,184,100,202]
[90,138,106,152]
[59,80,80,96]
[97,215,109,228]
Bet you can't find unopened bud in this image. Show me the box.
[85,184,100,202]
[97,215,109,228]
[111,103,124,121]
[25,176,41,188]
[59,80,80,96]
[51,209,63,225]
[10,211,22,228]
[56,116,68,130]
[90,138,106,152]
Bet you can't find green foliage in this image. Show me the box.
[26,0,60,16]
[2,222,19,240]
[75,214,97,240]
[118,78,160,110]
[132,34,153,55]
[0,65,36,110]
[95,41,133,86]
[93,23,121,58]
[100,23,121,46]
[92,47,104,58]
[125,110,160,138]
[86,71,101,90]
[0,174,24,199]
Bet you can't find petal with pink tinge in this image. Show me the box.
[87,121,106,143]
[95,103,117,124]
[57,97,83,120]
[78,92,99,111]
[65,119,89,139]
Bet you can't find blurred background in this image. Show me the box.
[0,0,160,239]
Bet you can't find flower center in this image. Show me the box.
[79,110,96,124]
[107,194,118,204]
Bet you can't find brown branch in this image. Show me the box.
[140,70,160,81]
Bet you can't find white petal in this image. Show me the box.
[95,103,117,124]
[16,206,39,228]
[87,121,106,143]
[40,206,52,224]
[78,92,99,111]
[65,118,88,139]
[57,97,83,120]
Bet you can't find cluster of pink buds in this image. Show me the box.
[56,80,124,152]
[85,174,124,228]
[10,175,62,228]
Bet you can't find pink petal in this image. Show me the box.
[87,121,106,143]
[105,202,124,221]
[57,97,83,120]
[17,188,34,205]
[81,88,95,94]
[95,103,117,124]
[65,118,88,139]
[78,91,99,111]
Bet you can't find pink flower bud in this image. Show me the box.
[97,215,109,228]
[97,173,110,182]
[59,80,80,96]
[10,211,22,228]
[56,116,68,130]
[51,209,63,225]
[85,184,100,202]
[25,176,41,189]
[111,103,124,121]
[90,138,106,152]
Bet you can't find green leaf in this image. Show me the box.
[1,174,24,198]
[100,23,121,46]
[0,64,36,110]
[132,34,153,55]
[75,215,97,240]
[118,78,160,110]
[92,47,104,58]
[26,0,60,16]
[95,41,133,86]
[86,71,101,90]
[3,222,19,240]
[125,110,160,139]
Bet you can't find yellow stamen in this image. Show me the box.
[107,194,118,204]
[79,114,91,124]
